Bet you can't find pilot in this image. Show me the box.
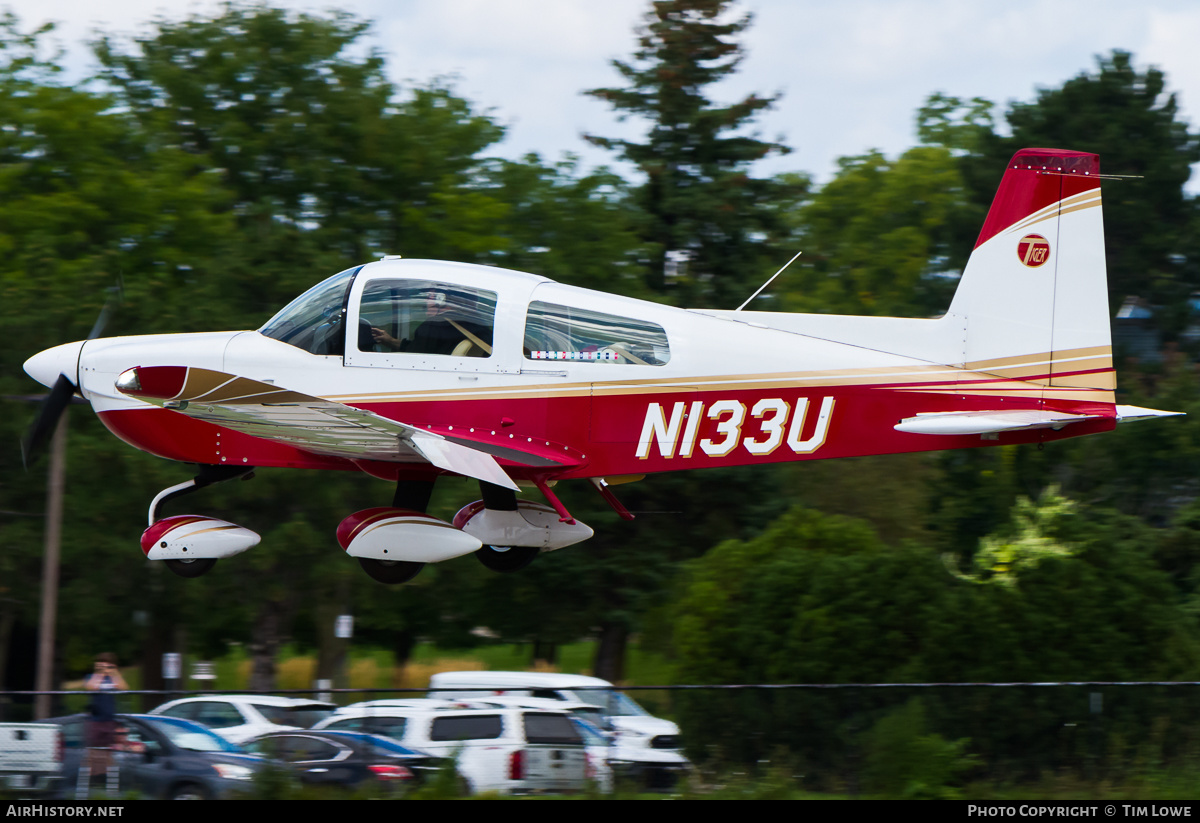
[371,289,493,357]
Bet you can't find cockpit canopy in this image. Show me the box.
[260,262,670,367]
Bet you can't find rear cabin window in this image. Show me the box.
[523,712,583,745]
[524,302,670,366]
[430,714,504,741]
[357,280,497,358]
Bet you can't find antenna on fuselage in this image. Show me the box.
[735,251,802,312]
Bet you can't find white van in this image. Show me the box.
[426,671,682,754]
[314,705,588,795]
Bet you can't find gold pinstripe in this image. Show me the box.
[324,346,1115,405]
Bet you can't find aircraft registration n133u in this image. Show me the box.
[22,148,1178,583]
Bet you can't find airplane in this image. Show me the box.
[20,148,1179,584]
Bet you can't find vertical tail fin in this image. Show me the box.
[947,149,1114,397]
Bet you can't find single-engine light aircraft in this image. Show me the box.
[22,149,1179,583]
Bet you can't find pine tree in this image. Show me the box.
[585,0,804,307]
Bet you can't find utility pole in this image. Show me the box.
[34,413,66,720]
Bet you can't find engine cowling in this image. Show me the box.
[141,515,261,560]
[452,500,594,551]
[337,508,482,563]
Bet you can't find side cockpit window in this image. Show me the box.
[260,267,360,355]
[357,281,497,358]
[524,302,670,366]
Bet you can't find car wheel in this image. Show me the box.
[169,783,210,800]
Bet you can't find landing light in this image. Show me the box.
[115,368,141,393]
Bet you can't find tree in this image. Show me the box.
[0,10,239,697]
[782,146,967,318]
[488,154,649,297]
[93,2,512,323]
[585,0,806,307]
[925,53,1200,338]
[669,501,1200,777]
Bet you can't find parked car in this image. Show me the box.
[0,722,62,796]
[427,671,683,753]
[148,695,335,745]
[242,729,444,795]
[314,705,587,795]
[46,713,262,799]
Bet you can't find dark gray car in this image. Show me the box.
[48,713,264,800]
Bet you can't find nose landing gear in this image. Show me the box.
[143,466,258,578]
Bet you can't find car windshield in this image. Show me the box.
[569,707,608,728]
[255,705,333,728]
[570,719,611,747]
[573,690,650,717]
[139,716,244,753]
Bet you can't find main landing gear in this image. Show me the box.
[146,469,619,585]
[473,483,539,573]
[353,480,431,585]
[142,465,259,579]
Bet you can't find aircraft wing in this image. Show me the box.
[115,365,520,491]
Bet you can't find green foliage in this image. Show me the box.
[937,51,1200,334]
[248,761,299,800]
[488,155,649,297]
[669,502,1200,779]
[585,0,807,306]
[950,488,1080,587]
[784,145,965,317]
[863,700,976,799]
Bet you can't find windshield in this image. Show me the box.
[570,718,611,747]
[140,716,244,753]
[573,690,650,717]
[260,267,360,355]
[254,704,334,728]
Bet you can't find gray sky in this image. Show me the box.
[6,0,1200,185]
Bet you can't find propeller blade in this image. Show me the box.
[87,284,122,341]
[22,374,77,468]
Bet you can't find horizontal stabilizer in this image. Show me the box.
[895,409,1100,436]
[1115,405,1185,423]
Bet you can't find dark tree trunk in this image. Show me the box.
[248,601,287,692]
[138,619,170,712]
[592,621,628,684]
[532,639,557,667]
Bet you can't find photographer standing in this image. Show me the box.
[81,653,128,797]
